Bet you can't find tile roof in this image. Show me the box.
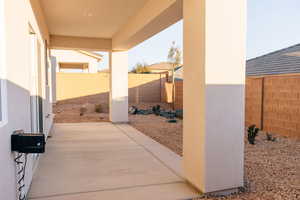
[246,44,300,76]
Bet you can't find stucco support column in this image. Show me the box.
[183,0,246,194]
[109,51,128,123]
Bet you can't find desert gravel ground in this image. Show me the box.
[194,133,300,200]
[128,104,300,200]
[54,102,300,200]
[53,102,109,123]
[128,103,183,156]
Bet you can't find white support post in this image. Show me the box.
[109,51,128,123]
[183,0,246,194]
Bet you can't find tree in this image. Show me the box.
[167,41,182,67]
[167,41,182,109]
[131,62,150,73]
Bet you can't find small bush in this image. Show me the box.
[95,104,102,113]
[247,125,259,145]
[266,132,276,142]
[131,62,150,73]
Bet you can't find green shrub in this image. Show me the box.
[247,125,259,145]
[266,132,276,142]
[131,62,150,73]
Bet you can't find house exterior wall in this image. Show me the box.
[56,73,165,103]
[0,0,53,199]
[51,50,99,73]
[246,74,300,138]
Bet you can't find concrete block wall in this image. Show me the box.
[245,78,263,129]
[56,72,166,104]
[246,74,300,138]
[161,76,300,138]
[174,80,183,110]
[263,75,300,138]
[128,74,166,103]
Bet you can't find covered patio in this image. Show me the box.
[37,0,245,194]
[1,0,246,198]
[28,123,199,200]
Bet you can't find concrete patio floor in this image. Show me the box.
[28,123,199,200]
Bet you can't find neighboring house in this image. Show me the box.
[147,62,173,73]
[147,62,183,74]
[51,49,103,73]
[246,44,300,138]
[98,68,110,73]
[174,65,183,80]
[247,43,300,76]
[146,62,183,83]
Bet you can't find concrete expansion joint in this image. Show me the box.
[113,124,185,180]
[29,181,186,200]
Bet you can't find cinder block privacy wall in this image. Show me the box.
[56,72,166,103]
[246,74,300,138]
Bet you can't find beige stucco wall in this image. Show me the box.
[0,0,53,199]
[56,72,165,103]
[183,0,246,193]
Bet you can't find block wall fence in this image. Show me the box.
[56,72,300,138]
[163,76,300,138]
[56,72,166,103]
[246,74,300,138]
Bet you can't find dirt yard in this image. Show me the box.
[53,102,300,200]
[53,101,110,123]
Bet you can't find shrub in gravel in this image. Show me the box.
[266,132,276,142]
[247,125,259,145]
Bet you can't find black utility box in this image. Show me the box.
[11,130,45,153]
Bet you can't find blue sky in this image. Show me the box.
[99,0,300,71]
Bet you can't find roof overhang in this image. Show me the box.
[33,0,182,51]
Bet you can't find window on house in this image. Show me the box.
[59,62,89,73]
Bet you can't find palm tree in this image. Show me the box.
[167,41,182,109]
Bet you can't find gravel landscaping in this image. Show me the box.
[54,102,300,200]
[128,104,300,200]
[53,102,109,123]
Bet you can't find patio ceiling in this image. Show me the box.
[35,0,183,51]
[39,0,148,38]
